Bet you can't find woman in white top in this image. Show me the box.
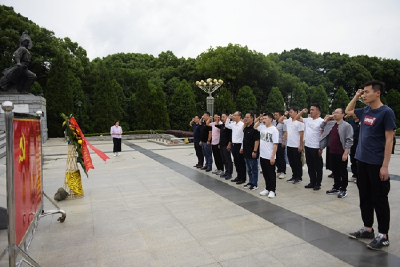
[110,121,122,156]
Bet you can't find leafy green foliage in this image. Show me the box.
[331,87,350,113]
[264,87,285,113]
[214,87,235,115]
[236,86,257,114]
[169,80,197,130]
[290,82,307,109]
[310,85,329,117]
[386,89,400,126]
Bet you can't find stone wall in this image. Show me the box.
[0,94,48,143]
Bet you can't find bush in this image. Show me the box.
[165,130,193,138]
[396,128,400,136]
[84,130,165,137]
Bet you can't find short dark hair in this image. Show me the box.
[289,106,299,113]
[264,112,274,119]
[221,112,228,116]
[114,120,119,125]
[274,110,283,116]
[236,111,242,118]
[362,80,385,95]
[204,111,211,116]
[335,107,345,114]
[214,112,220,116]
[194,115,201,119]
[246,110,256,120]
[310,104,321,111]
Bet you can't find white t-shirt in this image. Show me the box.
[303,117,324,149]
[258,125,279,160]
[283,119,304,148]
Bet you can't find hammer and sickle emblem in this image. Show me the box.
[19,133,26,163]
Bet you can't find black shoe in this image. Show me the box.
[206,168,212,172]
[328,173,334,178]
[231,178,240,182]
[243,183,251,189]
[236,180,246,185]
[338,190,347,198]
[286,178,295,183]
[220,173,228,178]
[304,183,314,189]
[249,185,258,190]
[200,166,208,170]
[313,185,321,191]
[367,233,389,250]
[349,228,375,239]
[326,188,340,195]
[224,174,232,180]
[293,179,302,184]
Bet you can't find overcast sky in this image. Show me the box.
[3,0,400,60]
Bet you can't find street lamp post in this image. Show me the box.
[195,78,224,117]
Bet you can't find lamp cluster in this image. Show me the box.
[196,78,223,86]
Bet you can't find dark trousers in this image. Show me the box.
[325,147,332,170]
[350,140,358,178]
[305,146,323,186]
[275,144,286,174]
[330,153,348,191]
[231,143,246,181]
[113,138,121,152]
[357,161,390,234]
[212,145,224,171]
[220,146,233,174]
[202,143,213,169]
[194,142,204,165]
[287,147,302,180]
[260,157,276,192]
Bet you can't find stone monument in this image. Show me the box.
[0,31,48,143]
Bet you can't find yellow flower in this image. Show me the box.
[78,140,82,144]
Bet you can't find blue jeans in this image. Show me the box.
[244,157,258,186]
[202,142,213,169]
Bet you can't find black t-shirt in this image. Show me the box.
[200,121,212,142]
[215,123,232,147]
[242,123,260,158]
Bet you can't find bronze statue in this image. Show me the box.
[0,31,37,94]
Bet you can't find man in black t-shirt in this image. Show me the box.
[199,112,213,172]
[241,112,260,190]
[215,113,233,179]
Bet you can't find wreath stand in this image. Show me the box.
[63,144,84,199]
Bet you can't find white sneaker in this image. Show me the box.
[259,189,269,196]
[217,170,224,175]
[278,173,286,179]
[117,152,120,156]
[268,191,276,198]
[212,169,219,174]
[113,153,116,157]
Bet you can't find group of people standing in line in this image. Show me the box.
[191,80,396,251]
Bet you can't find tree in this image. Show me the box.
[91,62,124,133]
[169,79,197,130]
[309,85,329,117]
[264,87,285,113]
[386,89,400,126]
[214,87,235,115]
[290,82,307,109]
[331,86,350,112]
[236,86,257,114]
[134,74,170,130]
[45,51,74,137]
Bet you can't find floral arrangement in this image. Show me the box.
[61,113,87,176]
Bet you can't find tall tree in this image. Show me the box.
[236,86,257,114]
[309,85,329,117]
[331,86,350,112]
[214,87,235,114]
[386,89,400,127]
[45,51,74,137]
[264,86,285,113]
[290,82,307,109]
[91,62,124,133]
[169,79,197,130]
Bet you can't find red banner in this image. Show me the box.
[68,117,109,172]
[13,118,42,245]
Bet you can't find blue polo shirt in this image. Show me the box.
[354,105,396,165]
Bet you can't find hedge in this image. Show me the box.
[84,130,165,137]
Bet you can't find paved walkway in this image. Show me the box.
[0,138,399,266]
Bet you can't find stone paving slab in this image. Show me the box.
[0,138,398,266]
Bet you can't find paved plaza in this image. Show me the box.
[1,138,400,266]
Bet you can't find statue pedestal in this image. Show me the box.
[0,88,48,143]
